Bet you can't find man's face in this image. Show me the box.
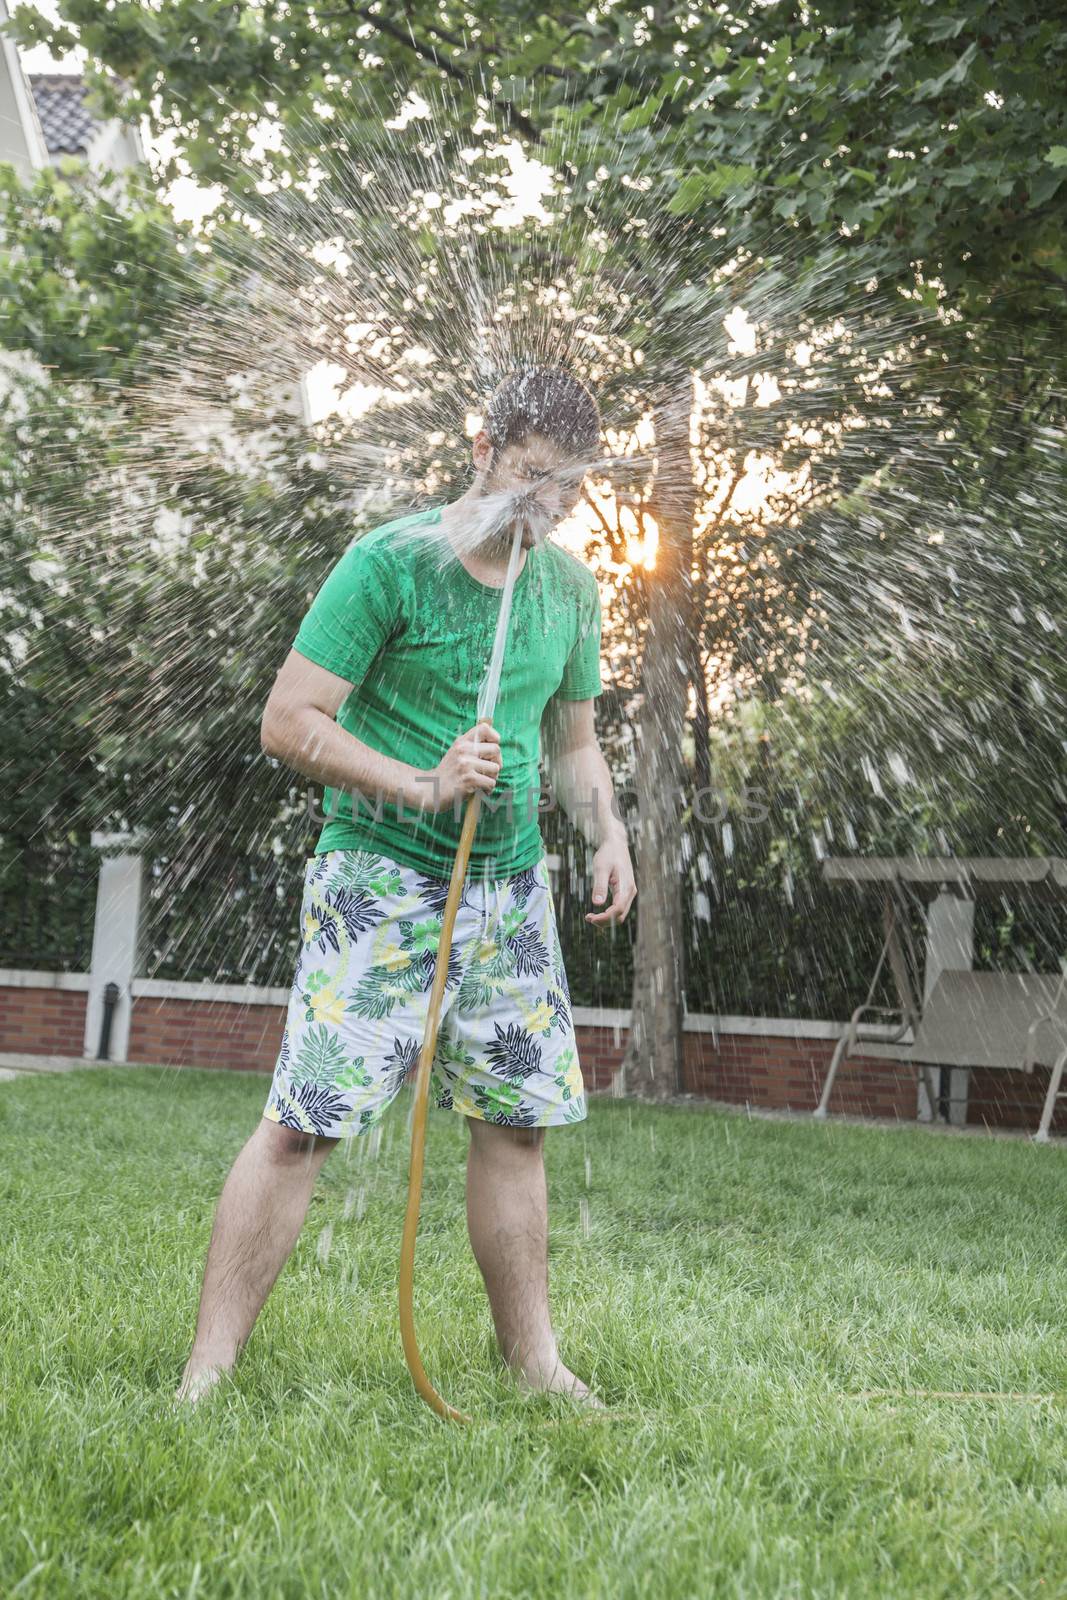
[476,431,586,548]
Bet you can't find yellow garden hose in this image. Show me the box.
[398,765,486,1424]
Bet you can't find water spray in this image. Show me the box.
[9,78,1063,1426]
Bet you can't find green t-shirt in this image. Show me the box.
[291,506,603,880]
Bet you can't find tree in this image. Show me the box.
[5,0,1067,1083]
[9,2,1066,311]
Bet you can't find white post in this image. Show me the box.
[0,0,51,180]
[83,831,146,1063]
[918,889,975,1124]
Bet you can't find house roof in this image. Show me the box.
[28,72,98,156]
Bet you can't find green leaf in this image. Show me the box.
[1045,146,1067,169]
[661,283,707,314]
[620,93,664,132]
[728,57,760,90]
[913,41,979,99]
[667,164,757,215]
[1027,168,1066,208]
[942,165,979,189]
[692,74,731,107]
[925,16,968,42]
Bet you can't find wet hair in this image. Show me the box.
[483,366,601,461]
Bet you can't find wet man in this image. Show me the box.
[177,366,636,1407]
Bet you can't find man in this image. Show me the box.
[177,366,636,1408]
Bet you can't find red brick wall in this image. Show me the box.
[127,996,285,1074]
[577,1026,1067,1131]
[5,982,1065,1135]
[0,986,87,1056]
[577,1025,917,1118]
[965,1064,1067,1135]
[684,1030,921,1118]
[574,1025,625,1092]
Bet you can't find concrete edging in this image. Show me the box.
[1,967,913,1045]
[0,969,90,991]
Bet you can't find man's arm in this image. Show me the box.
[260,649,502,814]
[542,697,636,926]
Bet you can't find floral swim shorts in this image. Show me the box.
[263,849,587,1139]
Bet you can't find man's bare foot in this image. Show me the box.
[173,1361,233,1408]
[508,1355,605,1408]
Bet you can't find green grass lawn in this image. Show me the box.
[2,1064,1067,1599]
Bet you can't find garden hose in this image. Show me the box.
[397,779,484,1424]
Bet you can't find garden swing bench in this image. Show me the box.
[813,858,1067,1143]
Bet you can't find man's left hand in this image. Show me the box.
[585,838,637,926]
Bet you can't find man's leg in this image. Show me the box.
[465,1118,598,1401]
[175,1117,337,1403]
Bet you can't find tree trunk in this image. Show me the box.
[691,633,712,800]
[619,379,695,1100]
[690,465,739,829]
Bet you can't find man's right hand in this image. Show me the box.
[422,721,502,812]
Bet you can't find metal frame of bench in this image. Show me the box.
[815,857,1067,1141]
[816,913,1067,1141]
[813,886,941,1123]
[1025,1009,1067,1143]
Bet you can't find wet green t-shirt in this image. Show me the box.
[291,506,603,880]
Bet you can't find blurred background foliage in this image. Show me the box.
[2,1,1066,1015]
